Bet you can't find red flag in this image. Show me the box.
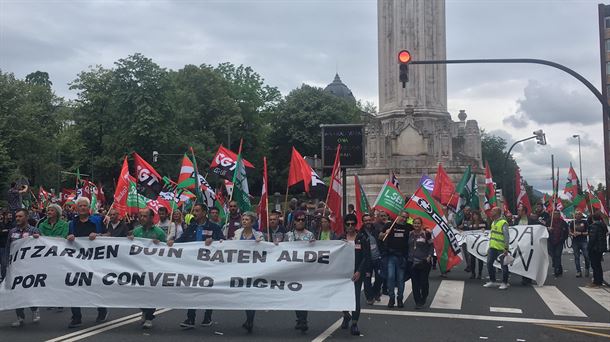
[96,183,106,206]
[483,161,497,218]
[354,175,371,229]
[515,168,532,213]
[258,157,269,236]
[133,152,163,193]
[502,196,512,217]
[60,189,75,205]
[38,186,50,209]
[431,164,458,208]
[209,144,255,180]
[113,157,133,218]
[287,147,313,193]
[326,145,343,236]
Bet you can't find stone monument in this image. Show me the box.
[346,0,483,203]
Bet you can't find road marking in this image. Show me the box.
[45,311,143,342]
[373,281,412,306]
[534,286,586,317]
[579,287,610,312]
[537,323,610,338]
[489,307,522,314]
[311,317,343,342]
[46,309,171,342]
[430,280,463,310]
[360,308,610,328]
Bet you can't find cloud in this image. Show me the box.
[502,114,529,128]
[565,133,599,148]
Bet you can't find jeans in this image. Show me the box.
[548,243,564,275]
[410,261,431,305]
[572,239,590,273]
[71,307,107,321]
[141,308,156,321]
[487,248,509,283]
[295,310,307,323]
[16,307,37,319]
[589,250,604,285]
[364,258,384,300]
[469,254,484,277]
[245,310,255,323]
[386,255,406,299]
[343,277,364,322]
[187,309,213,322]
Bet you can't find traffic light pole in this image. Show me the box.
[502,135,537,212]
[410,57,610,210]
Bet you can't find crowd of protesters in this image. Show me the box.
[0,186,608,335]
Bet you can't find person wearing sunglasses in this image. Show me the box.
[340,214,371,336]
[284,210,315,332]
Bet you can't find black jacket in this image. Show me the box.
[353,230,372,275]
[177,219,224,242]
[588,221,608,254]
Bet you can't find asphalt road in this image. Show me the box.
[1,254,608,342]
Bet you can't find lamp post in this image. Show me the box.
[572,135,583,191]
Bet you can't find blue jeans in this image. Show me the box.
[487,248,509,283]
[572,239,590,273]
[386,255,406,299]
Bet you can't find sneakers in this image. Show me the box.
[200,317,213,327]
[32,310,40,323]
[142,320,153,329]
[341,313,351,329]
[397,297,404,308]
[179,319,195,329]
[366,298,375,305]
[11,318,24,328]
[576,272,582,278]
[387,296,395,308]
[499,283,509,290]
[483,281,498,288]
[95,310,109,323]
[295,320,308,332]
[586,282,601,288]
[68,318,82,328]
[242,320,253,333]
[350,323,360,336]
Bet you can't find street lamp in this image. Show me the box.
[502,129,547,211]
[572,135,583,191]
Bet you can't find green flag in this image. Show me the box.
[372,180,405,219]
[231,151,252,212]
[127,180,149,209]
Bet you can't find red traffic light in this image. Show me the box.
[398,50,412,64]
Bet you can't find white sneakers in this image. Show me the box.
[483,281,498,288]
[498,283,509,290]
[11,318,24,328]
[32,310,40,323]
[142,320,153,329]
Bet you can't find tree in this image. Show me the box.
[481,132,520,212]
[267,84,362,192]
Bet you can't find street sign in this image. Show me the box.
[321,124,365,168]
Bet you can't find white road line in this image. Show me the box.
[534,286,586,317]
[360,308,610,328]
[45,311,143,342]
[311,317,343,342]
[580,287,610,312]
[430,280,464,310]
[46,309,171,342]
[489,307,523,314]
[373,281,412,306]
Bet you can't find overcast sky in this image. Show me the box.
[0,0,607,193]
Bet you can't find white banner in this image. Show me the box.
[457,225,549,285]
[0,237,355,311]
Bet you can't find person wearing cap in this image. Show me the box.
[340,213,371,336]
[284,210,315,332]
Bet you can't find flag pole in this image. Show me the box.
[225,139,243,226]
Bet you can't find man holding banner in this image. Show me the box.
[483,207,510,290]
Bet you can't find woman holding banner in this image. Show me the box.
[232,211,264,333]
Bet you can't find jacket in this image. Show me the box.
[588,221,608,253]
[352,230,372,275]
[178,219,224,242]
[37,217,69,238]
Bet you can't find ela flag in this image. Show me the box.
[354,175,371,229]
[326,145,343,236]
[258,157,269,235]
[210,145,255,180]
[373,180,405,219]
[432,164,458,209]
[230,141,252,213]
[515,168,532,214]
[133,152,163,194]
[409,186,463,273]
[483,161,497,217]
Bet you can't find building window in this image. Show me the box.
[607,40,610,52]
[606,17,610,28]
[607,85,610,97]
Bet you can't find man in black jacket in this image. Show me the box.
[382,211,411,308]
[167,204,223,328]
[340,214,371,336]
[587,212,608,288]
